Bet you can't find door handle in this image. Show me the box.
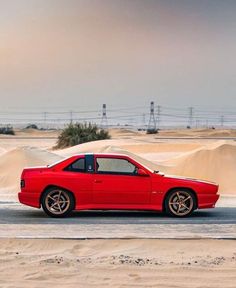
[94,179,102,183]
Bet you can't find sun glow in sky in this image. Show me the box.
[0,0,236,110]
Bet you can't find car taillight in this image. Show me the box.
[21,179,25,188]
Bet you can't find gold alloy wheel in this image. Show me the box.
[45,189,70,215]
[168,190,194,216]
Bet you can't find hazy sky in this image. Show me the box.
[0,0,236,111]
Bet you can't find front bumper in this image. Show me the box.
[18,192,41,208]
[198,193,220,209]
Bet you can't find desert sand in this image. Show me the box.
[0,238,235,288]
[0,128,236,287]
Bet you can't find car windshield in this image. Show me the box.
[122,154,160,174]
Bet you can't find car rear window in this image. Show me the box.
[64,158,85,172]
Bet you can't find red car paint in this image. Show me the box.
[18,153,219,213]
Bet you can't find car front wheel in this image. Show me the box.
[42,188,74,218]
[165,189,196,217]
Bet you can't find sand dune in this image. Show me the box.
[109,128,143,138]
[55,139,202,158]
[157,128,236,138]
[201,129,236,137]
[0,147,62,200]
[54,139,145,157]
[158,142,236,193]
[15,128,60,137]
[109,128,236,138]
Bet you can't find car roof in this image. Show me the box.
[50,152,155,173]
[48,153,133,168]
[75,153,132,158]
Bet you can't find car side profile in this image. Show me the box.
[18,153,219,218]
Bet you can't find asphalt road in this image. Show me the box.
[0,203,235,239]
[0,203,235,225]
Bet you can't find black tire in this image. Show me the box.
[165,189,196,217]
[41,187,75,218]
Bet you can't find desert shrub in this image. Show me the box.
[25,124,38,129]
[146,128,158,134]
[55,122,110,149]
[0,126,15,135]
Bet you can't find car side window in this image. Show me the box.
[96,158,137,175]
[64,158,86,173]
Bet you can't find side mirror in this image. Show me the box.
[137,168,149,176]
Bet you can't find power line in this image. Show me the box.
[0,103,235,128]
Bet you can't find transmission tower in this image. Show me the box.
[101,104,108,128]
[188,107,194,128]
[147,101,157,131]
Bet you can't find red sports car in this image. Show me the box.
[18,153,219,218]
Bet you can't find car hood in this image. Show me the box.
[163,174,217,186]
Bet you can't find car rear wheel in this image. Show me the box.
[165,189,196,217]
[42,188,74,218]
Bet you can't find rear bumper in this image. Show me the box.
[198,193,220,209]
[18,192,41,208]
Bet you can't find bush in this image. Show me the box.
[0,126,15,135]
[55,123,110,149]
[146,128,158,134]
[25,124,38,129]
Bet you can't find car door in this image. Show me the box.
[92,156,151,205]
[62,155,94,206]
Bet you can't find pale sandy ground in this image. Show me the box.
[0,128,235,287]
[0,239,235,288]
